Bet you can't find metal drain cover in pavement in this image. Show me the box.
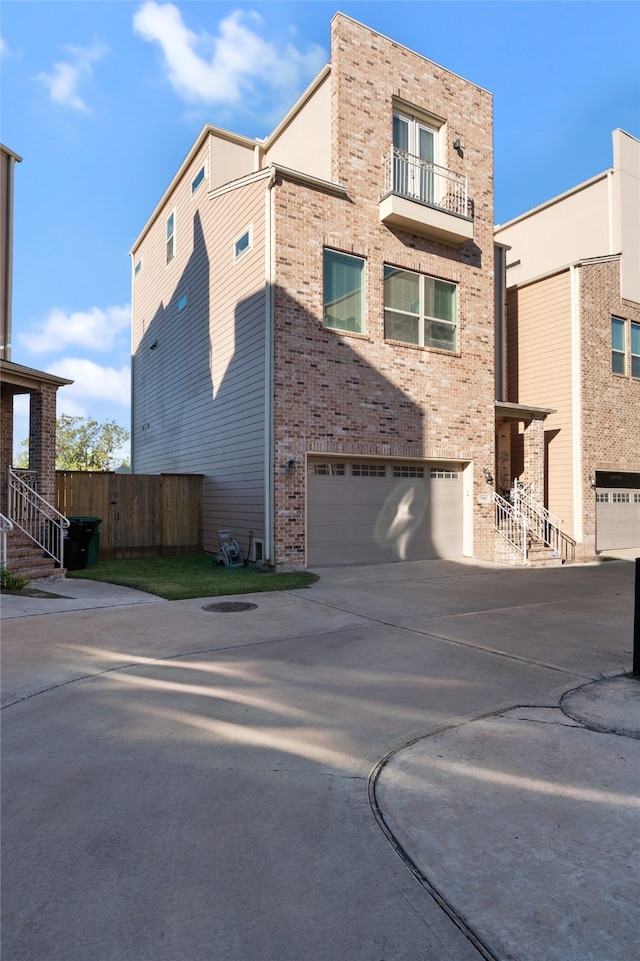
[202,601,258,613]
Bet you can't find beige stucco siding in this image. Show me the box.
[508,271,575,533]
[263,73,332,181]
[498,176,610,288]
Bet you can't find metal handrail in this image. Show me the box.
[7,469,69,568]
[382,146,472,218]
[512,480,576,562]
[1,512,14,568]
[494,490,528,561]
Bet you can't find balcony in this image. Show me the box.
[380,147,474,246]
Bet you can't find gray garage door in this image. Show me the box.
[596,489,640,551]
[307,458,463,566]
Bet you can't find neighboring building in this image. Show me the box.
[131,14,497,570]
[495,129,640,556]
[0,144,71,575]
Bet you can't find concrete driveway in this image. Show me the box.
[2,558,638,961]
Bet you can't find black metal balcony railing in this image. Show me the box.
[382,147,472,219]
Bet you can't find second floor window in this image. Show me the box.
[384,265,457,352]
[166,212,175,265]
[632,321,640,378]
[323,250,365,334]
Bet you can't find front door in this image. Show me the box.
[393,112,437,203]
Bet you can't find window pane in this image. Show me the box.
[425,277,456,322]
[632,355,640,378]
[631,322,640,355]
[384,266,419,312]
[167,213,174,239]
[426,319,456,351]
[385,310,419,344]
[612,351,625,374]
[324,251,364,333]
[611,317,625,351]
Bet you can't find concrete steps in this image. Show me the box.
[3,529,65,582]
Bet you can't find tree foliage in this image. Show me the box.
[15,416,130,471]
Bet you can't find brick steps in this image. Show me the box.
[3,530,65,582]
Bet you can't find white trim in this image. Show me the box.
[570,264,583,542]
[165,209,176,266]
[264,170,277,564]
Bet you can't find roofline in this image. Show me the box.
[208,163,347,201]
[495,401,556,420]
[0,359,73,389]
[260,63,331,150]
[130,123,257,255]
[506,253,622,291]
[0,144,23,163]
[331,12,492,97]
[495,169,610,232]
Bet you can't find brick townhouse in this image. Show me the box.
[130,13,500,570]
[495,129,640,558]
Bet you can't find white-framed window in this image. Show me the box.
[234,227,252,261]
[384,265,457,351]
[352,463,386,477]
[595,493,609,503]
[309,462,345,476]
[191,164,206,195]
[634,493,640,503]
[430,468,459,479]
[323,249,365,334]
[631,321,640,378]
[611,316,625,374]
[166,212,175,265]
[392,110,440,203]
[393,464,425,478]
[612,492,630,503]
[134,257,143,277]
[177,292,188,312]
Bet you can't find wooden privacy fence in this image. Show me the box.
[56,472,203,559]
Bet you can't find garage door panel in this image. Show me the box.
[596,489,640,551]
[307,459,462,566]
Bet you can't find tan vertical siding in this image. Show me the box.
[508,271,575,534]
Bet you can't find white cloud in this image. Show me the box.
[133,3,325,105]
[48,358,131,406]
[21,304,130,355]
[36,41,108,112]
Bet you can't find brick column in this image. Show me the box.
[522,417,545,500]
[0,389,13,514]
[495,419,512,497]
[29,385,57,503]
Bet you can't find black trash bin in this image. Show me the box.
[68,516,102,565]
[63,518,98,571]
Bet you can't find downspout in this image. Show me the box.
[129,252,136,473]
[263,167,277,565]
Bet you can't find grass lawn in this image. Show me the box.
[67,554,318,601]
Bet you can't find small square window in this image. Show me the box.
[191,165,206,194]
[595,492,609,503]
[234,229,252,261]
[611,317,625,374]
[323,250,365,334]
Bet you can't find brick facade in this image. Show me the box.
[270,16,496,568]
[579,258,640,555]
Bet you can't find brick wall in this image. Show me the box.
[271,15,496,568]
[579,258,640,555]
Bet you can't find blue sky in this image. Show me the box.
[2,1,639,462]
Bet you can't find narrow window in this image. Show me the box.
[191,165,206,194]
[611,317,625,373]
[384,266,457,351]
[631,322,640,378]
[134,258,143,276]
[166,212,175,265]
[234,228,252,261]
[177,293,188,312]
[323,250,365,334]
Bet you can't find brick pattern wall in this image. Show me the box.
[271,15,496,568]
[579,258,640,555]
[28,385,58,503]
